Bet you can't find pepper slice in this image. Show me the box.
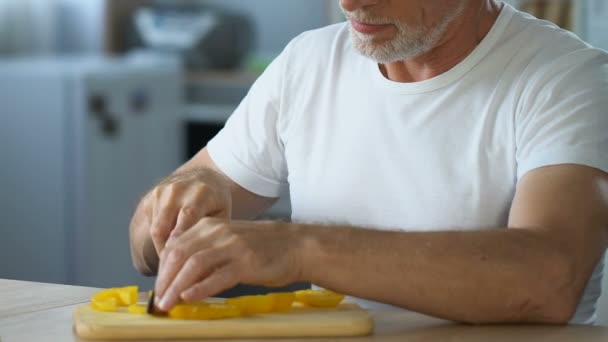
[128,304,147,314]
[267,292,295,312]
[168,303,242,320]
[90,286,139,312]
[116,286,138,306]
[294,289,345,308]
[91,289,120,312]
[225,295,276,315]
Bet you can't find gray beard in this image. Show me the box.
[346,5,465,63]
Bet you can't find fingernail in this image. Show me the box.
[157,296,169,311]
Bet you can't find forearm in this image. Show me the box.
[297,225,587,324]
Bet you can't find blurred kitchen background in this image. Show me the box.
[0,0,607,322]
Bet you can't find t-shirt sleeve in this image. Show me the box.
[515,48,608,180]
[206,46,291,198]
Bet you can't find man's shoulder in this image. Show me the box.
[506,5,588,50]
[501,6,608,92]
[500,8,608,129]
[506,7,604,69]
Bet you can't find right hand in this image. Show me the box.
[143,169,232,257]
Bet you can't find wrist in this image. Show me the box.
[289,223,324,284]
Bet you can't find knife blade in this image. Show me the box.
[147,290,156,314]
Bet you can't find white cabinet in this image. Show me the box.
[0,56,182,288]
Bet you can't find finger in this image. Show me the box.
[170,206,202,240]
[155,219,221,299]
[157,249,228,311]
[150,187,181,255]
[170,186,230,240]
[180,264,240,303]
[150,189,165,256]
[154,243,188,302]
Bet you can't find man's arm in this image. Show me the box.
[129,148,277,275]
[297,164,608,323]
[151,164,607,323]
[172,148,278,219]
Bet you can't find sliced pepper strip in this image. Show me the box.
[168,303,242,320]
[128,304,147,314]
[116,286,138,306]
[92,289,120,309]
[294,289,345,308]
[267,292,295,312]
[90,286,140,312]
[225,295,275,315]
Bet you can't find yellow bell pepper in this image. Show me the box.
[267,292,295,312]
[225,294,276,315]
[91,297,118,312]
[168,303,242,320]
[116,286,138,306]
[225,292,296,314]
[90,286,139,312]
[294,289,345,308]
[91,289,120,312]
[127,304,147,314]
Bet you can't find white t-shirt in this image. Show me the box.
[208,4,608,324]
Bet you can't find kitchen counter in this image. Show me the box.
[1,278,607,341]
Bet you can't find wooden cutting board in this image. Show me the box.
[73,301,373,340]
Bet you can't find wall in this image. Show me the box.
[54,0,334,56]
[585,0,608,49]
[198,0,330,56]
[0,0,106,55]
[57,0,105,53]
[0,0,58,55]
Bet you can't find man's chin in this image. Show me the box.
[350,38,396,63]
[353,49,398,64]
[350,34,435,63]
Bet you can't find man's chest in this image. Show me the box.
[283,91,518,230]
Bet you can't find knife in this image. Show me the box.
[146,290,167,316]
[147,290,158,315]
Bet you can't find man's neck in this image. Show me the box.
[380,0,503,83]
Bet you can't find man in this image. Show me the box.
[129,0,608,324]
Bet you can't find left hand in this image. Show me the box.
[153,217,303,311]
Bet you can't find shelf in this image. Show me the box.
[184,104,237,123]
[187,69,259,86]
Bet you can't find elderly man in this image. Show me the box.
[129,0,608,324]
